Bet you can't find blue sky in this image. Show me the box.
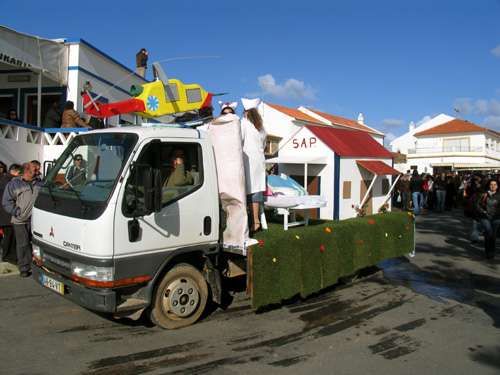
[1,0,500,144]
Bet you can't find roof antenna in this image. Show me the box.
[454,107,460,119]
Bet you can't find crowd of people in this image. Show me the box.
[394,170,500,259]
[0,159,43,277]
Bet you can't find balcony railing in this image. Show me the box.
[407,146,484,154]
[0,119,88,146]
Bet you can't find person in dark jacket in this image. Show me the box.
[43,101,62,128]
[0,164,21,263]
[435,172,447,213]
[2,162,43,276]
[409,170,424,215]
[474,178,500,259]
[136,48,148,78]
[445,175,456,211]
[465,173,483,244]
[400,174,411,211]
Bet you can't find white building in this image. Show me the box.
[410,118,500,173]
[267,125,398,220]
[389,113,455,156]
[0,26,149,129]
[0,26,173,167]
[261,103,398,220]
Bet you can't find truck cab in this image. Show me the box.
[31,125,226,328]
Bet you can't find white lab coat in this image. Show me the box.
[207,114,249,249]
[241,117,267,195]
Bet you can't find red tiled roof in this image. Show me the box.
[414,119,490,136]
[305,126,393,158]
[307,108,383,135]
[356,160,399,175]
[265,102,325,124]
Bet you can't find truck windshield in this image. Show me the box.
[41,132,137,203]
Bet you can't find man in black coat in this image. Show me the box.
[0,164,21,263]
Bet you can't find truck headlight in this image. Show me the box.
[32,244,42,265]
[71,261,114,282]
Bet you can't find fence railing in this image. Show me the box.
[0,120,89,167]
[0,119,88,146]
[407,146,484,154]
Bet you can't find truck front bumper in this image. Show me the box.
[32,262,117,313]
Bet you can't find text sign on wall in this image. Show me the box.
[292,137,317,149]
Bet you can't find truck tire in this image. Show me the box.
[149,263,208,329]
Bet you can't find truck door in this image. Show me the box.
[114,139,219,266]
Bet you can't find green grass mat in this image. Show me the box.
[250,211,415,308]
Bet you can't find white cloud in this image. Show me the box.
[454,98,500,116]
[380,118,405,130]
[483,116,500,130]
[258,74,318,101]
[491,44,500,58]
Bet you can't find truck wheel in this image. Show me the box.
[149,263,208,329]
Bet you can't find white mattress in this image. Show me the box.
[264,195,327,208]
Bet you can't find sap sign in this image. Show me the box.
[292,137,317,149]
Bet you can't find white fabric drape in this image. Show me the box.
[207,114,249,249]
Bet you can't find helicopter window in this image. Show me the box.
[165,83,179,102]
[186,88,202,103]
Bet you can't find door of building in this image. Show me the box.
[26,94,62,127]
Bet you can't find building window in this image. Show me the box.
[343,181,351,199]
[443,137,469,152]
[382,179,389,195]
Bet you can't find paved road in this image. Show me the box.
[1,208,499,374]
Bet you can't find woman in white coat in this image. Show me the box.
[241,98,267,234]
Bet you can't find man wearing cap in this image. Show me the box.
[136,48,148,78]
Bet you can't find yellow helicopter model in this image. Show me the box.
[83,62,216,119]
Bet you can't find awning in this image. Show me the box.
[430,162,500,171]
[356,160,400,175]
[0,26,68,85]
[266,154,329,164]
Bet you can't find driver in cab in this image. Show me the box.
[163,148,193,187]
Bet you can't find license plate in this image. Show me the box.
[42,274,65,295]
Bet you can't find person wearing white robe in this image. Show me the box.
[241,98,267,233]
[207,108,250,250]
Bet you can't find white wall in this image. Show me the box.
[338,157,394,220]
[390,114,455,154]
[260,103,306,149]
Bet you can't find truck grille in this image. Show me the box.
[42,251,71,273]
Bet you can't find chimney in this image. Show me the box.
[409,121,415,132]
[358,112,364,125]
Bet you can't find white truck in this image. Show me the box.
[31,124,245,329]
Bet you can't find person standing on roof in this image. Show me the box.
[136,48,148,78]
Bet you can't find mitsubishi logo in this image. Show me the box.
[49,227,54,237]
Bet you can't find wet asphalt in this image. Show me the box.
[0,206,499,374]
